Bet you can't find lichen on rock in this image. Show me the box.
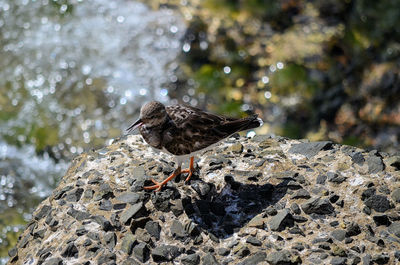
[8,135,400,264]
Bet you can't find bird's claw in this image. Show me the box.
[143,178,163,191]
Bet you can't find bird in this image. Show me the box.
[126,101,263,191]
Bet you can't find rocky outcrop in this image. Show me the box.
[7,135,400,264]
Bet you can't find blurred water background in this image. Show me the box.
[1,0,400,262]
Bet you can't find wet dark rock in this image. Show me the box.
[289,141,332,158]
[151,245,180,262]
[181,253,200,265]
[151,189,179,212]
[361,187,376,201]
[133,242,150,262]
[292,215,308,223]
[301,197,335,215]
[350,152,365,165]
[346,223,361,237]
[145,221,161,240]
[34,205,52,220]
[61,243,78,258]
[238,252,267,265]
[65,188,84,202]
[98,183,114,199]
[67,208,91,221]
[331,229,346,241]
[290,203,301,214]
[329,194,340,204]
[92,215,113,231]
[364,195,391,213]
[120,202,144,224]
[327,172,346,184]
[192,181,212,197]
[269,209,294,231]
[130,216,151,233]
[373,215,391,226]
[316,175,327,184]
[372,254,390,264]
[113,203,126,210]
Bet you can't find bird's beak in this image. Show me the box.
[126,118,143,133]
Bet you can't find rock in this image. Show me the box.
[43,257,63,265]
[151,245,180,262]
[331,230,346,241]
[61,243,78,258]
[34,205,52,220]
[145,220,161,240]
[373,215,391,226]
[269,209,294,231]
[301,197,335,215]
[291,189,311,199]
[346,222,361,237]
[316,175,327,185]
[246,236,262,246]
[364,195,391,213]
[104,232,116,250]
[171,219,189,240]
[133,242,150,262]
[97,251,116,264]
[181,253,200,265]
[238,252,267,265]
[266,250,293,265]
[202,253,220,265]
[120,202,144,224]
[372,254,390,264]
[330,257,347,265]
[230,143,244,153]
[388,222,400,238]
[367,155,385,173]
[391,188,400,203]
[116,192,141,204]
[217,248,230,256]
[350,152,365,165]
[327,172,346,184]
[247,214,266,228]
[121,233,136,255]
[289,141,332,158]
[9,135,400,265]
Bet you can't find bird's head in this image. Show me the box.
[126,101,167,132]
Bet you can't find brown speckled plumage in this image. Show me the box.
[126,101,263,191]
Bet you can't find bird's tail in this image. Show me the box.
[214,114,263,137]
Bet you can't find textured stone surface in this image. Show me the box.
[8,135,400,264]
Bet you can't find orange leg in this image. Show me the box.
[143,167,182,192]
[181,156,194,182]
[143,156,195,191]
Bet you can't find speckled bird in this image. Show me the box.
[127,101,263,191]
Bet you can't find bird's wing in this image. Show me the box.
[163,105,259,155]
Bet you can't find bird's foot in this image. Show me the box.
[182,156,195,182]
[143,179,164,192]
[181,168,193,182]
[143,168,181,192]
